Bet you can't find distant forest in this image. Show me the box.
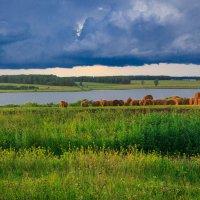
[0,75,199,86]
[73,76,132,84]
[0,75,76,86]
[74,75,200,84]
[0,85,39,90]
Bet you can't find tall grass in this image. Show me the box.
[0,108,200,155]
[0,148,199,200]
[0,108,200,199]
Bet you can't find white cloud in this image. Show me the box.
[76,19,85,37]
[110,0,181,29]
[66,29,112,53]
[131,0,181,23]
[172,34,200,52]
[0,64,200,77]
[98,7,103,11]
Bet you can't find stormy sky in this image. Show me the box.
[0,0,200,69]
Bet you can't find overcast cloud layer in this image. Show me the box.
[0,0,200,69]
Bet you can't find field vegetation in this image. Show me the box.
[0,148,199,200]
[0,107,200,199]
[0,79,200,92]
[83,80,200,90]
[0,107,200,155]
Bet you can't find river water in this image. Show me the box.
[0,89,199,105]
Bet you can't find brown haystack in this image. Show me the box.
[174,98,189,106]
[130,100,140,106]
[189,98,194,105]
[112,100,120,106]
[124,97,132,106]
[92,100,101,107]
[81,99,89,107]
[112,100,124,106]
[194,92,200,99]
[139,100,144,106]
[142,95,153,101]
[107,100,113,106]
[59,100,68,108]
[143,99,153,106]
[195,98,200,105]
[171,96,180,99]
[165,99,176,105]
[124,102,130,106]
[152,99,159,105]
[181,98,189,105]
[174,98,182,105]
[140,99,153,106]
[193,92,200,105]
[100,100,109,107]
[119,100,125,106]
[153,99,165,105]
[194,98,198,105]
[162,100,168,105]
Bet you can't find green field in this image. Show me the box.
[0,79,200,92]
[0,107,200,199]
[83,80,200,90]
[0,83,81,92]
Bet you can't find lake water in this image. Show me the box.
[0,89,199,105]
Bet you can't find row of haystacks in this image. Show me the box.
[59,92,200,108]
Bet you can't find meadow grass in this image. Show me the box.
[0,148,199,200]
[0,107,200,155]
[0,107,200,199]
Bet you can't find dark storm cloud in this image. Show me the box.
[0,0,200,68]
[0,21,30,45]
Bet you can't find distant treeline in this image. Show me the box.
[0,75,76,86]
[0,75,132,85]
[0,75,199,86]
[130,76,200,80]
[74,75,200,83]
[0,85,39,90]
[74,76,131,84]
[73,75,174,84]
[171,76,200,80]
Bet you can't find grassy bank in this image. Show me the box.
[0,79,200,92]
[0,148,199,200]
